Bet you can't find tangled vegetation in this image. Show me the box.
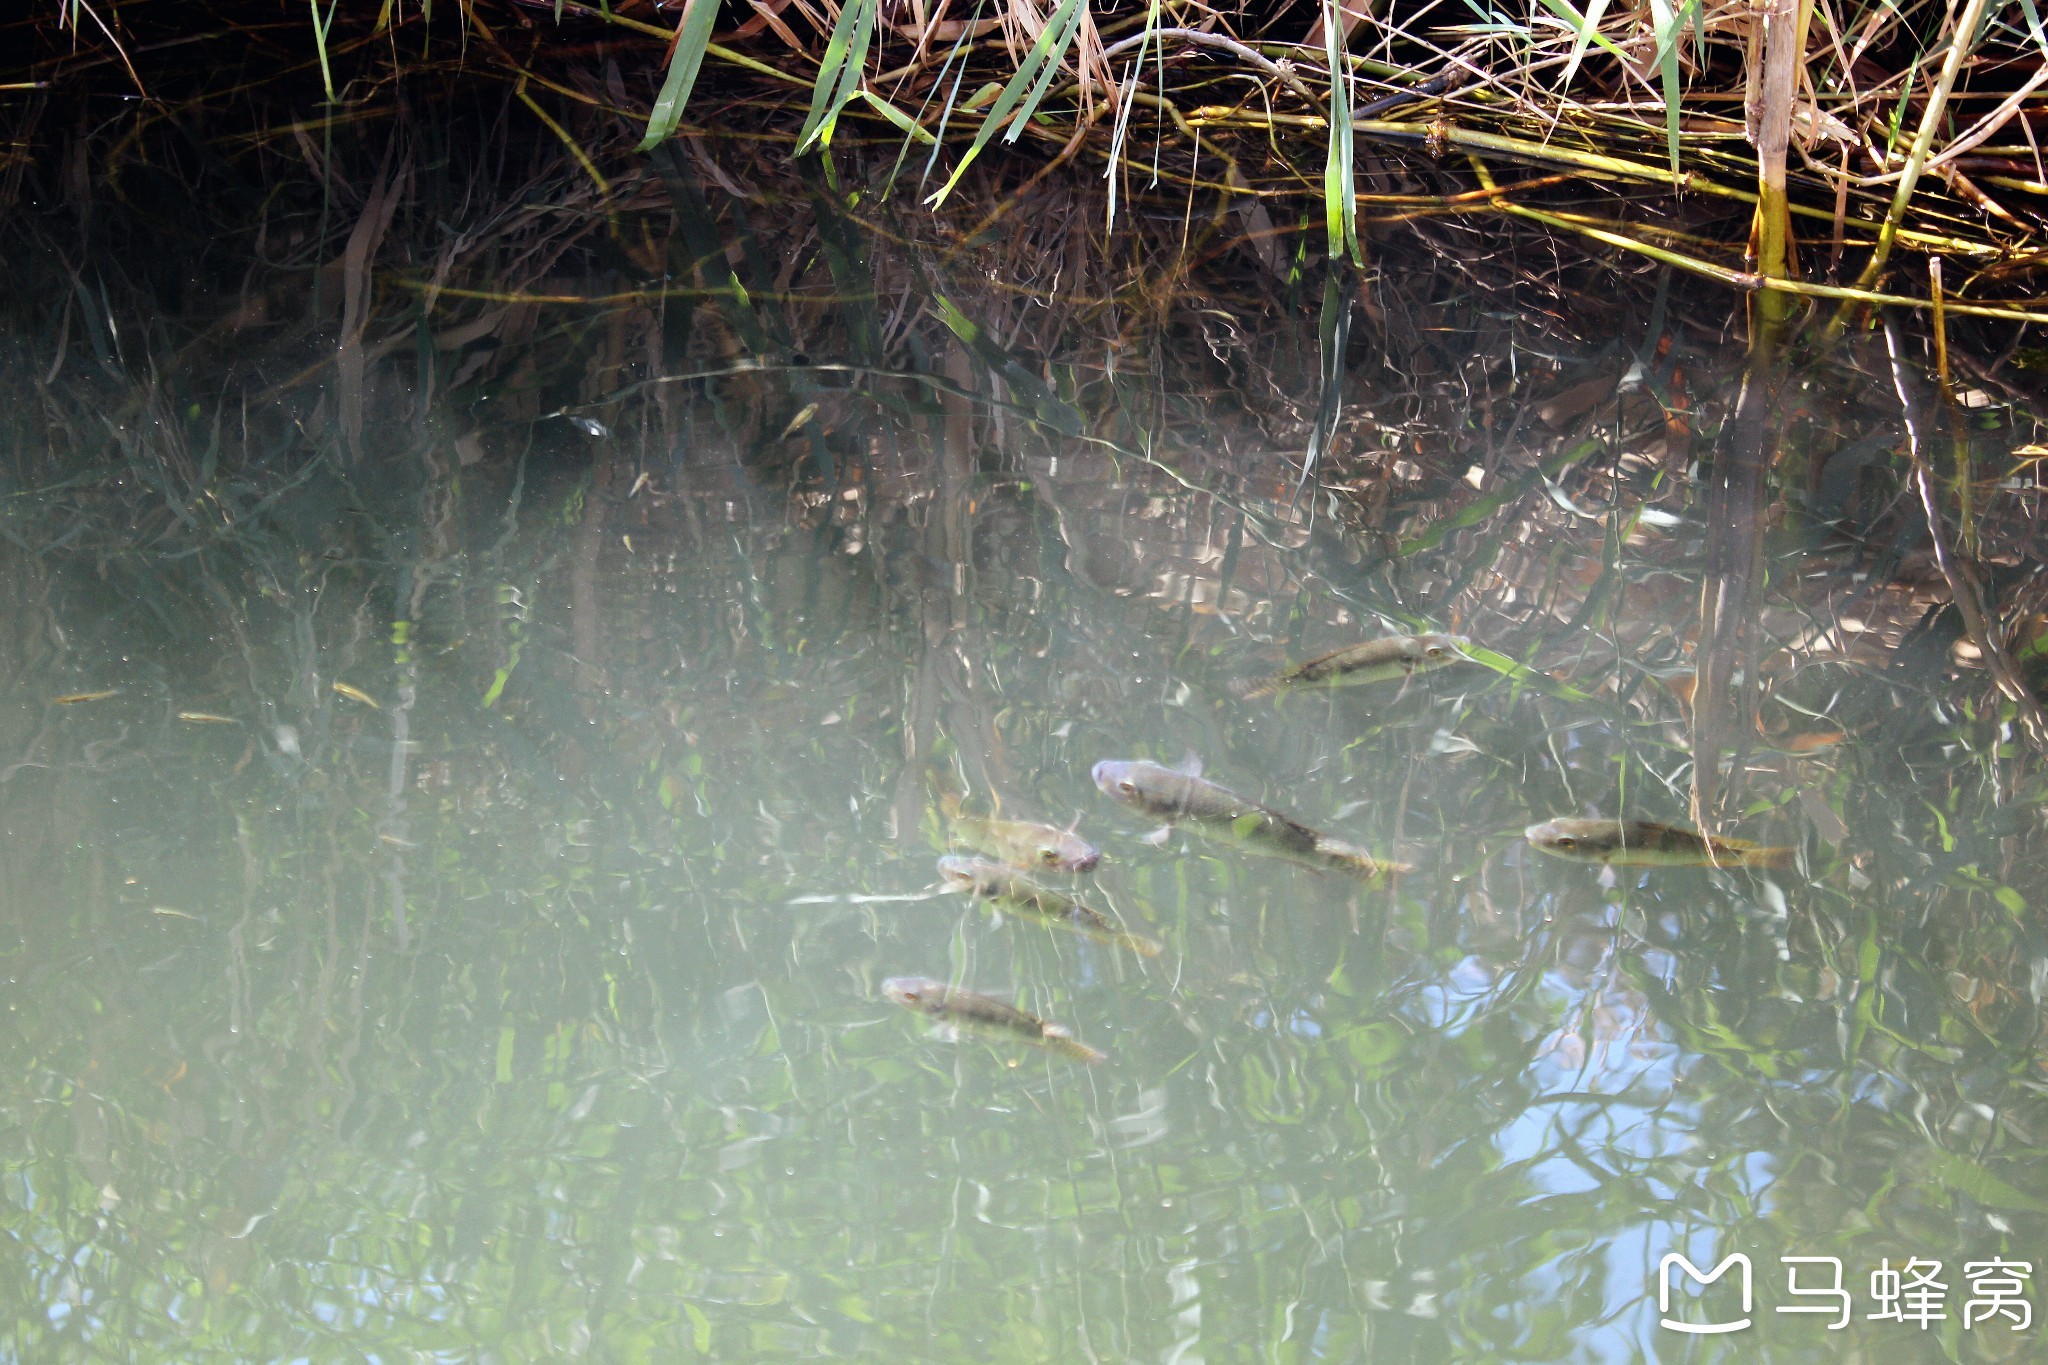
[16,0,2048,325]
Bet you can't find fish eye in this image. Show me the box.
[1039,848,1059,865]
[1118,780,1137,795]
[1426,646,1446,658]
[1555,836,1576,850]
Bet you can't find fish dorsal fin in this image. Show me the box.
[1171,751,1203,778]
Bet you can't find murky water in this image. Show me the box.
[5,147,2046,1363]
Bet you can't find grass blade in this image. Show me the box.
[1647,0,1688,175]
[797,0,881,152]
[1532,0,1630,62]
[1557,0,1613,91]
[2019,0,2048,61]
[310,0,339,103]
[914,3,989,194]
[1843,0,1995,298]
[1323,0,1357,260]
[925,0,1088,208]
[1298,267,1350,496]
[636,0,723,152]
[931,293,1084,436]
[1101,0,1162,227]
[858,88,937,145]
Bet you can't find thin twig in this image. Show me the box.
[1841,0,1996,299]
[1098,28,1319,106]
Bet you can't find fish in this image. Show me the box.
[938,855,1161,957]
[938,791,1101,872]
[1091,757,1411,880]
[53,690,119,705]
[331,680,381,709]
[881,976,1106,1064]
[1523,818,1797,869]
[1235,633,1471,701]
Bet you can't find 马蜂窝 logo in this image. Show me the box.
[1658,1253,1752,1334]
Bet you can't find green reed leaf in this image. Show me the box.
[636,0,722,152]
[926,0,1088,208]
[798,0,880,153]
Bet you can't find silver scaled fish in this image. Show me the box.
[1236,633,1471,701]
[938,856,1161,957]
[939,791,1101,872]
[1524,818,1796,869]
[881,976,1106,1064]
[1092,757,1410,880]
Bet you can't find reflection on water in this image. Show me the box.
[3,134,2046,1363]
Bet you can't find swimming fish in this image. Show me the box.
[939,792,1101,872]
[1236,633,1471,700]
[1523,818,1796,869]
[1091,757,1410,880]
[331,680,381,709]
[938,856,1161,957]
[881,976,1106,1064]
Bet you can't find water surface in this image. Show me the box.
[4,147,2046,1364]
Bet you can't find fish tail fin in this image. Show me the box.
[1742,845,1799,870]
[1043,1024,1107,1064]
[1231,675,1282,701]
[1316,838,1413,881]
[1116,931,1164,959]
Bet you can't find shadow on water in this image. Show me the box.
[3,96,2048,1363]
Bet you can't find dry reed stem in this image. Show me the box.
[1464,157,2048,322]
[1841,0,1999,302]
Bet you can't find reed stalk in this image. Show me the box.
[1748,0,1809,320]
[1465,158,2048,324]
[1831,0,1998,330]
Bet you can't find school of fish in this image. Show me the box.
[882,631,1800,1066]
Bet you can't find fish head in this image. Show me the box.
[1092,760,1144,804]
[1417,633,1472,664]
[1037,832,1102,872]
[882,976,947,1013]
[1095,759,1199,820]
[1524,819,1602,861]
[936,856,986,891]
[1094,759,1176,804]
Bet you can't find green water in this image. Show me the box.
[5,169,2046,1364]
